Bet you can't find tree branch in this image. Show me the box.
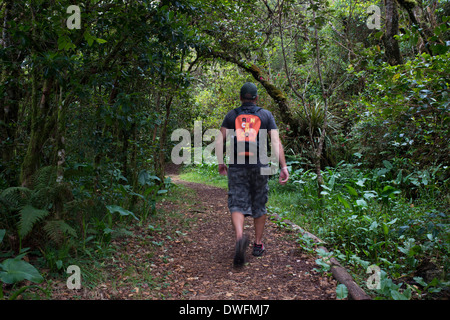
[203,49,299,137]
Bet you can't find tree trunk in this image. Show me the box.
[384,0,403,66]
[157,96,173,183]
[20,5,58,187]
[1,1,21,184]
[20,77,56,187]
[121,128,129,180]
[55,84,66,185]
[129,121,139,210]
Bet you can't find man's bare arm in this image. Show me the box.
[270,129,289,184]
[216,127,228,175]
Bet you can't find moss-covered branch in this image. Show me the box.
[203,50,299,136]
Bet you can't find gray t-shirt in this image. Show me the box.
[220,102,277,167]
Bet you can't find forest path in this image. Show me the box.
[46,166,337,300]
[147,167,337,300]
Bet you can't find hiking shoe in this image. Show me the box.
[252,243,265,256]
[233,234,250,267]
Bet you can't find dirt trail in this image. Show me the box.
[153,171,337,300]
[41,167,336,300]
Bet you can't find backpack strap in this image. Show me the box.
[234,106,262,116]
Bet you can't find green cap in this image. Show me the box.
[240,82,258,99]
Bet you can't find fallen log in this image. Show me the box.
[318,246,372,300]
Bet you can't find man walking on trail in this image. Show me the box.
[216,82,289,267]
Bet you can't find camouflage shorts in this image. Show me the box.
[227,166,269,218]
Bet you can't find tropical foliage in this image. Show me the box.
[1,0,448,300]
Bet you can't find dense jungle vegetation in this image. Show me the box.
[0,0,449,300]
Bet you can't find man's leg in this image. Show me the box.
[231,211,245,241]
[231,211,249,267]
[254,214,266,245]
[250,168,269,256]
[227,167,251,266]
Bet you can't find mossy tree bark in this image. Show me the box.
[20,77,57,187]
[1,0,23,183]
[384,0,403,66]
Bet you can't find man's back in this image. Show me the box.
[221,102,277,167]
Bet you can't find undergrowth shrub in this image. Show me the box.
[0,166,75,252]
[268,156,449,299]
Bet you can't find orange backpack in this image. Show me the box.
[234,106,262,159]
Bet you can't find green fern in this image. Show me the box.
[0,195,11,216]
[29,187,53,210]
[2,167,76,245]
[18,205,49,239]
[0,166,77,243]
[0,187,32,211]
[31,166,57,190]
[43,220,77,244]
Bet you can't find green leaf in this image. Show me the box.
[374,31,384,38]
[57,35,75,51]
[382,160,393,170]
[315,258,330,271]
[1,187,32,211]
[413,276,427,287]
[138,170,161,186]
[58,36,68,50]
[138,170,149,185]
[106,205,139,221]
[144,186,157,197]
[336,284,348,300]
[337,195,351,209]
[356,199,368,208]
[95,38,107,44]
[345,184,358,197]
[380,186,401,198]
[0,258,43,284]
[103,227,114,234]
[382,223,389,236]
[363,191,377,199]
[395,170,403,184]
[83,31,95,47]
[390,289,410,300]
[43,220,78,243]
[18,205,49,239]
